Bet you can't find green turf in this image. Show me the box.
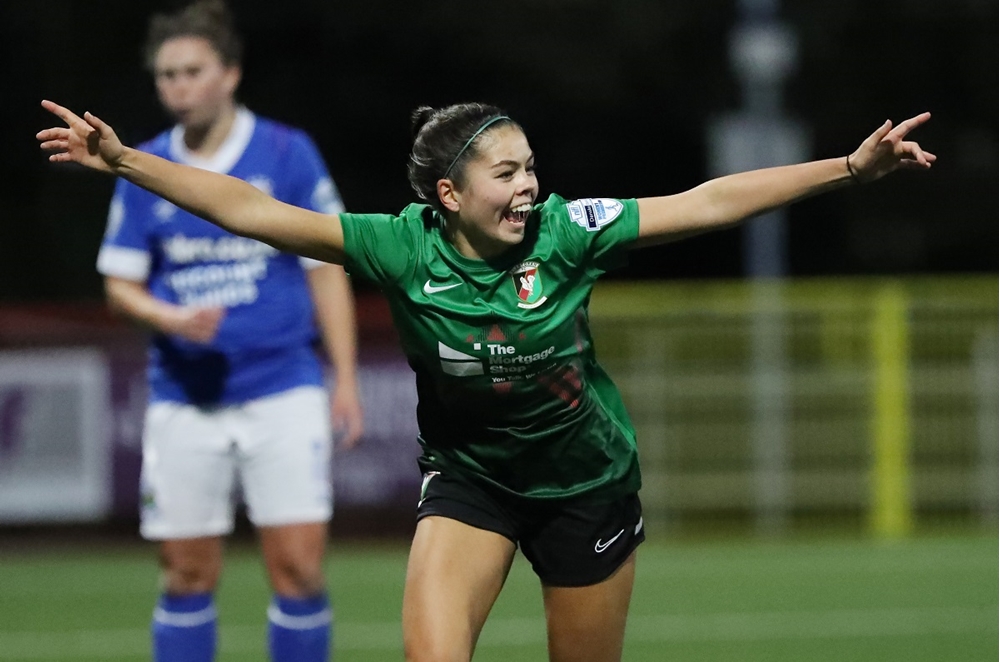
[0,534,995,661]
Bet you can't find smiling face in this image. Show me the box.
[153,36,240,131]
[438,125,539,260]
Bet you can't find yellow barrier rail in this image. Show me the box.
[588,276,997,536]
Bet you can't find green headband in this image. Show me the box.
[443,115,511,178]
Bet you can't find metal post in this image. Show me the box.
[707,0,808,535]
[869,283,913,538]
[973,330,999,525]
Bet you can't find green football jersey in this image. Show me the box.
[340,193,641,501]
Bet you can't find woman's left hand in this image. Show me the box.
[331,385,365,449]
[847,112,936,183]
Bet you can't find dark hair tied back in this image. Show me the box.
[407,103,519,212]
[410,106,437,140]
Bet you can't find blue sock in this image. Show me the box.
[267,594,332,662]
[152,592,217,662]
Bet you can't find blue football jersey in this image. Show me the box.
[97,108,344,405]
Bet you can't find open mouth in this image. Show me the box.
[503,203,532,226]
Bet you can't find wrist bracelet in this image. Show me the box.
[846,155,862,184]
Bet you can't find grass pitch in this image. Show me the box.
[0,533,995,661]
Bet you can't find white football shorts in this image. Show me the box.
[139,386,332,540]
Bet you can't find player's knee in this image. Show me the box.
[403,637,471,662]
[160,562,220,593]
[158,549,221,593]
[403,622,475,662]
[270,558,326,597]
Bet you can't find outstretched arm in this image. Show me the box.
[37,100,347,264]
[633,112,936,248]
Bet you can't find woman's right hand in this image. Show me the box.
[162,305,227,345]
[37,100,125,174]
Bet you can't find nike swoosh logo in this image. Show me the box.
[594,528,625,553]
[423,280,461,294]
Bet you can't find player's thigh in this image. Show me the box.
[519,492,644,661]
[238,386,332,528]
[258,520,328,597]
[542,551,636,662]
[140,401,239,540]
[403,516,516,662]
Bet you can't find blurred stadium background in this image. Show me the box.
[0,1,996,660]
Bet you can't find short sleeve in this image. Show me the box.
[338,210,421,286]
[278,131,346,270]
[544,196,640,277]
[282,131,345,215]
[95,179,152,281]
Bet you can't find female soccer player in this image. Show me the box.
[38,99,933,662]
[87,2,363,661]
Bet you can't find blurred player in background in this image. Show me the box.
[40,98,932,659]
[92,2,363,660]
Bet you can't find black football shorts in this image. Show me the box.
[416,471,645,587]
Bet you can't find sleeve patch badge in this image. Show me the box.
[566,198,623,232]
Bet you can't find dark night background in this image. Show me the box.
[1,0,996,302]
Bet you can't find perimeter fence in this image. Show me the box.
[588,276,998,537]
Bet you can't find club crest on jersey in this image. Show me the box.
[566,198,623,232]
[510,261,547,309]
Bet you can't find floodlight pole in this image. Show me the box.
[708,0,808,535]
